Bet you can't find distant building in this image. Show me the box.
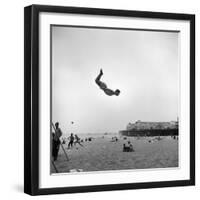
[126,120,178,131]
[120,120,178,136]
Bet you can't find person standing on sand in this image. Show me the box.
[95,69,120,96]
[68,133,74,149]
[52,122,63,161]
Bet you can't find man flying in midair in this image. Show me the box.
[95,69,120,96]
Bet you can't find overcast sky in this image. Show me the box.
[52,26,179,134]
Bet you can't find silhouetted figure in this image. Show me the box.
[52,122,62,161]
[62,139,66,144]
[111,136,118,142]
[123,144,129,152]
[128,141,134,152]
[95,69,120,96]
[123,141,134,152]
[74,134,83,147]
[68,133,74,149]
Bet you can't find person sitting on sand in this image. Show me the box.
[68,133,74,149]
[111,136,118,142]
[127,141,134,152]
[123,144,129,152]
[95,69,120,96]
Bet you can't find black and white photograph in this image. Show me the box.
[24,4,195,195]
[0,0,198,198]
[51,25,179,174]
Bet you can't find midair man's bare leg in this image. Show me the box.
[95,69,103,86]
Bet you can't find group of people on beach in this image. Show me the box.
[52,122,83,161]
[123,141,134,152]
[52,122,137,162]
[68,133,83,148]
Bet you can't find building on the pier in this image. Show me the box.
[120,120,178,136]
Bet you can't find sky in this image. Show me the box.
[52,26,179,134]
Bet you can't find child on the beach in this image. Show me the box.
[95,69,120,96]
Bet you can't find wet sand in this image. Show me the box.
[51,135,178,173]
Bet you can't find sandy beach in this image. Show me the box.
[51,135,178,173]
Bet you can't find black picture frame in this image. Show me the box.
[24,4,195,196]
